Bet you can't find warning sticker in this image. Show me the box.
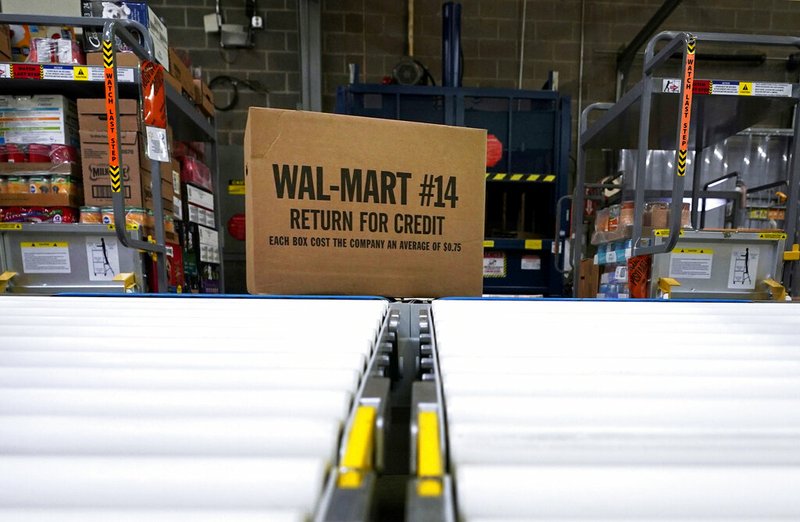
[41,65,75,81]
[661,79,793,98]
[752,83,793,97]
[73,66,90,81]
[728,247,759,289]
[520,255,541,270]
[483,251,506,278]
[145,125,169,162]
[12,64,40,79]
[20,242,71,274]
[669,248,713,279]
[0,223,22,230]
[0,63,12,79]
[228,180,246,196]
[85,236,121,281]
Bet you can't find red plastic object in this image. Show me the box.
[227,213,246,242]
[486,134,503,168]
[27,144,51,163]
[49,144,79,164]
[180,156,213,191]
[0,206,78,223]
[5,144,25,163]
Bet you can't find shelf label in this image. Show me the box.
[662,79,793,98]
[759,232,787,240]
[0,63,10,79]
[524,239,542,250]
[0,223,22,230]
[483,240,494,248]
[11,63,40,80]
[669,248,713,280]
[20,242,71,274]
[676,35,696,178]
[41,65,74,81]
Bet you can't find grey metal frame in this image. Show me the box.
[574,30,800,297]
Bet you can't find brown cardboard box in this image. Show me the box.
[80,130,147,206]
[0,25,11,61]
[168,48,194,98]
[244,108,486,297]
[78,98,139,132]
[86,51,141,68]
[577,258,599,298]
[192,79,215,117]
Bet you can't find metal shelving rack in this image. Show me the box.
[0,14,219,294]
[573,31,800,298]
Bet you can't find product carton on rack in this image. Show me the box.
[244,108,487,297]
[81,1,169,70]
[0,25,11,61]
[0,95,78,146]
[79,130,147,206]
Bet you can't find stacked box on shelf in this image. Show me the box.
[174,141,219,294]
[81,1,169,70]
[77,99,174,230]
[0,95,82,223]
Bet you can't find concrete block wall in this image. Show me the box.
[152,0,800,149]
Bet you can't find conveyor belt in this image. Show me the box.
[0,295,388,520]
[432,299,800,521]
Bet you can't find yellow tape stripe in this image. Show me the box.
[524,239,543,250]
[417,411,443,497]
[338,405,376,489]
[543,174,556,182]
[510,174,523,181]
[485,173,555,182]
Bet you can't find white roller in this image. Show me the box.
[456,465,800,518]
[438,356,800,377]
[445,396,800,428]
[432,299,800,521]
[0,511,304,522]
[0,388,352,419]
[449,423,800,465]
[441,374,800,398]
[0,416,340,458]
[0,367,359,390]
[0,336,372,354]
[0,350,366,370]
[0,456,325,510]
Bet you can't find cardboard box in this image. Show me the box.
[193,79,215,117]
[0,95,78,146]
[168,47,194,98]
[244,108,486,297]
[86,51,140,68]
[80,130,147,206]
[81,2,169,69]
[577,258,599,298]
[0,25,11,61]
[78,98,139,132]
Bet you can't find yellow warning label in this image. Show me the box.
[738,82,753,95]
[483,240,495,248]
[73,66,89,81]
[228,181,246,196]
[524,239,543,250]
[674,248,713,254]
[106,224,140,231]
[0,223,22,230]
[759,232,787,240]
[20,242,68,248]
[654,229,685,237]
